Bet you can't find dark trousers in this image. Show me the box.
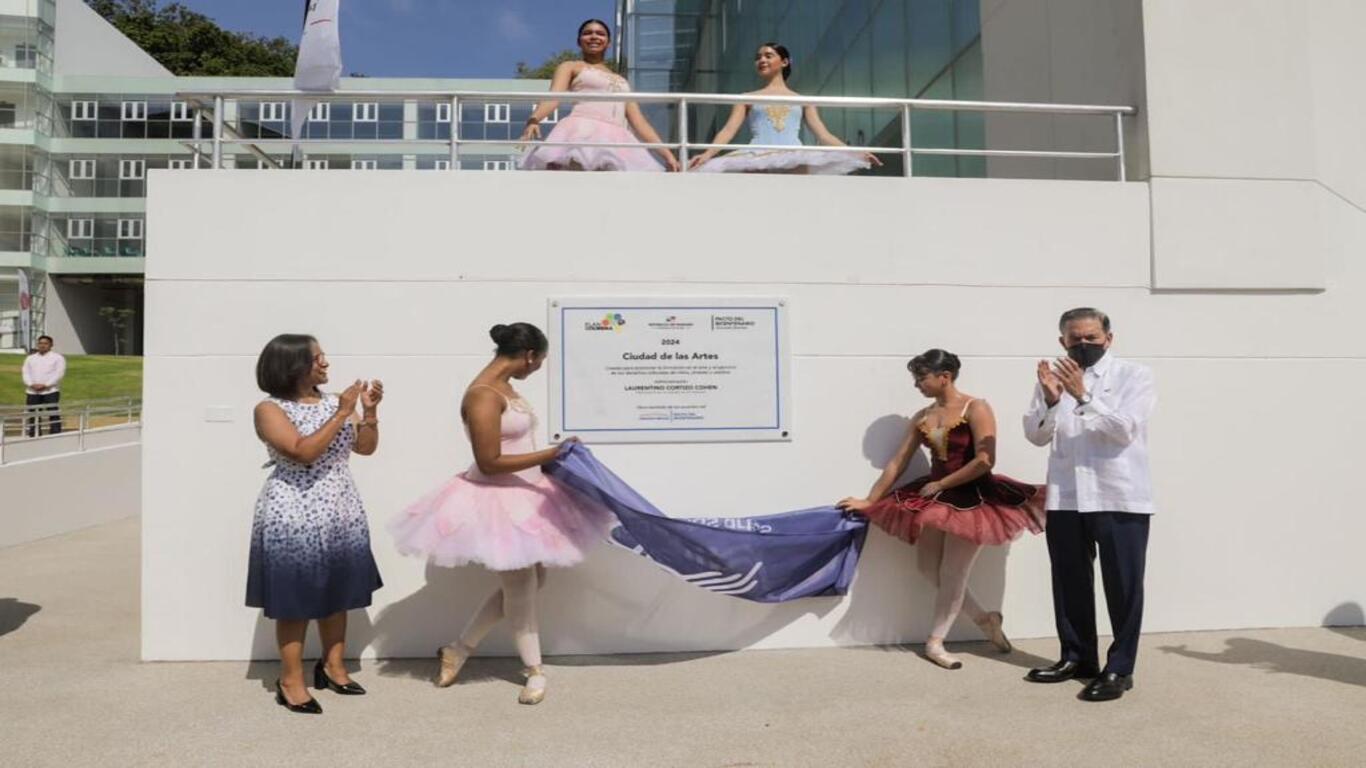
[25,391,62,437]
[1045,510,1150,676]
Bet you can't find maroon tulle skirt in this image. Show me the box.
[862,475,1046,546]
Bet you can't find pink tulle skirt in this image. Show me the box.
[862,476,1046,546]
[389,471,612,571]
[519,115,665,172]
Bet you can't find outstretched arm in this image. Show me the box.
[520,62,577,141]
[688,103,749,168]
[838,414,925,511]
[624,102,681,171]
[804,105,883,166]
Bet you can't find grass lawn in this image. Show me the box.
[0,355,143,406]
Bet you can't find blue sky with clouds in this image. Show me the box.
[174,1,618,78]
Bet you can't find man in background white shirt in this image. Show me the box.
[1022,308,1155,703]
[22,334,66,436]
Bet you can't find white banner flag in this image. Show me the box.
[292,0,343,154]
[17,268,31,350]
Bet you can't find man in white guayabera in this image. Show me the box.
[22,334,66,437]
[1022,308,1156,703]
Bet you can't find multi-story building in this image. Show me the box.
[0,0,541,355]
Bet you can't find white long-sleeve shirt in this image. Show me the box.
[22,351,66,395]
[1022,354,1156,514]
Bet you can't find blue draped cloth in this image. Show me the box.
[546,443,868,603]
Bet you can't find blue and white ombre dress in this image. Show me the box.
[245,395,382,620]
[697,103,870,175]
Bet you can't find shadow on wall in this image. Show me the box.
[241,412,1037,674]
[1156,602,1366,690]
[0,597,42,638]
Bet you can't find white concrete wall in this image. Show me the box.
[141,169,1366,661]
[0,443,139,549]
[54,0,171,78]
[1142,0,1365,290]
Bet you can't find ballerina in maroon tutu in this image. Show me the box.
[839,349,1044,669]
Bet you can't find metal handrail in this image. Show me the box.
[176,89,1136,180]
[0,396,141,465]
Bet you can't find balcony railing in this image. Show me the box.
[177,89,1137,181]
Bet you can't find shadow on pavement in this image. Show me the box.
[1159,637,1366,689]
[0,598,41,638]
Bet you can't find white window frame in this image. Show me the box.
[68,159,96,180]
[119,159,146,180]
[121,101,147,121]
[433,160,451,171]
[308,103,331,122]
[304,159,329,170]
[350,160,378,170]
[71,101,97,121]
[435,103,452,123]
[168,159,195,170]
[482,160,513,171]
[67,219,93,240]
[353,103,379,123]
[484,104,511,124]
[117,219,143,240]
[170,101,192,122]
[542,108,560,124]
[259,102,287,122]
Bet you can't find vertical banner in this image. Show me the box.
[292,0,343,156]
[548,297,792,444]
[16,268,30,350]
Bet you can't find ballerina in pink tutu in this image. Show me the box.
[389,322,610,705]
[519,19,680,172]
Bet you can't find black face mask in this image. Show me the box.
[1067,342,1107,369]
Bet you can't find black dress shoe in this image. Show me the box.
[1025,660,1102,683]
[314,661,367,695]
[275,680,323,714]
[1079,672,1134,702]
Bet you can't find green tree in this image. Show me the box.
[515,50,618,80]
[85,0,299,76]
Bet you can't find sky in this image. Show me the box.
[174,0,619,79]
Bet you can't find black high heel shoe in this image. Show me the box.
[275,679,323,714]
[314,660,367,695]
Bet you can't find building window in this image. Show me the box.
[435,103,452,123]
[14,43,37,69]
[119,160,146,180]
[351,160,377,170]
[72,101,97,121]
[121,101,148,121]
[542,109,560,124]
[483,160,513,171]
[308,103,331,122]
[260,102,287,122]
[354,103,379,122]
[118,219,144,240]
[304,159,329,170]
[168,159,195,170]
[433,160,451,171]
[170,102,193,121]
[67,219,94,239]
[69,159,96,180]
[484,104,511,123]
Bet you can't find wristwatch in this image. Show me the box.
[1076,391,1093,406]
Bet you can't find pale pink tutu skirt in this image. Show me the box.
[389,471,612,571]
[520,115,665,172]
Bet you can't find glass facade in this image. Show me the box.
[622,0,986,176]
